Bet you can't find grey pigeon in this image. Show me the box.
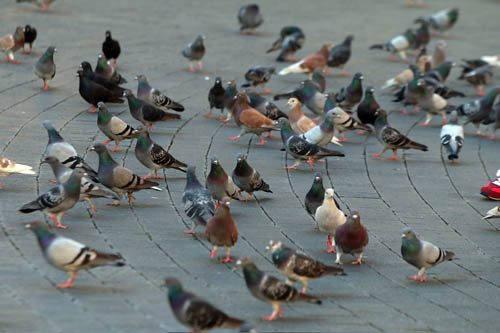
[0,156,35,189]
[369,27,417,62]
[134,130,187,179]
[19,169,85,229]
[415,8,459,37]
[237,257,321,321]
[95,53,126,84]
[43,120,97,180]
[393,74,425,115]
[182,35,205,72]
[247,92,288,120]
[455,87,500,134]
[231,153,272,201]
[241,66,275,93]
[424,60,454,83]
[42,156,118,215]
[238,4,263,35]
[274,81,327,117]
[182,165,215,234]
[266,240,344,293]
[415,79,452,127]
[135,75,184,112]
[372,109,428,160]
[280,118,345,170]
[91,143,162,206]
[206,157,239,203]
[459,65,494,97]
[266,26,305,62]
[335,72,364,111]
[326,35,353,76]
[440,111,464,163]
[165,278,255,332]
[97,102,139,152]
[123,90,180,131]
[34,45,56,90]
[484,102,500,140]
[401,227,454,282]
[27,221,124,288]
[315,188,346,253]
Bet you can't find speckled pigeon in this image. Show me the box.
[97,102,139,152]
[182,165,215,234]
[135,75,184,112]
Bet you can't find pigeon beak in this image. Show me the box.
[401,234,406,238]
[134,76,138,80]
[89,147,96,152]
[54,48,57,53]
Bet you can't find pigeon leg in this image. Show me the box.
[241,30,248,35]
[413,106,422,111]
[476,86,486,97]
[262,303,282,321]
[205,110,212,118]
[188,61,195,72]
[352,252,364,265]
[210,246,219,258]
[287,56,299,62]
[107,200,121,206]
[184,224,197,234]
[301,280,309,294]
[42,81,49,91]
[340,71,351,77]
[407,0,414,6]
[127,193,135,205]
[250,29,259,35]
[240,193,252,202]
[408,268,427,282]
[357,130,366,135]
[88,106,97,113]
[325,235,336,253]
[489,135,496,140]
[387,150,399,160]
[419,113,432,127]
[221,247,232,263]
[440,114,448,126]
[152,171,163,179]
[216,201,221,209]
[263,131,272,138]
[198,61,204,71]
[262,88,273,94]
[255,137,267,146]
[49,179,58,184]
[218,114,228,123]
[402,108,409,115]
[141,173,152,180]
[48,213,68,229]
[110,143,120,152]
[389,54,396,62]
[335,250,343,265]
[102,139,112,145]
[307,159,315,170]
[148,123,154,131]
[56,271,78,288]
[228,135,240,141]
[40,2,50,11]
[0,182,3,189]
[339,134,348,143]
[371,147,387,158]
[85,198,97,216]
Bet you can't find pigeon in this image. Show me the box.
[335,72,364,112]
[483,205,500,220]
[304,173,325,220]
[102,31,120,65]
[335,210,369,265]
[237,257,322,321]
[182,165,215,234]
[164,278,255,333]
[286,97,317,134]
[205,197,238,263]
[300,109,342,146]
[484,103,500,140]
[479,55,500,67]
[97,102,139,152]
[22,24,36,54]
[123,90,180,131]
[182,35,205,72]
[280,118,345,170]
[416,79,452,126]
[95,53,127,84]
[415,8,459,38]
[393,76,425,115]
[241,66,275,93]
[134,130,187,179]
[309,70,326,93]
[440,111,463,163]
[381,64,422,91]
[77,69,124,113]
[0,26,24,64]
[0,157,35,189]
[424,60,454,83]
[331,107,370,142]
[43,120,97,179]
[135,75,184,112]
[274,81,327,116]
[266,240,345,293]
[207,77,226,120]
[16,0,55,12]
[238,4,263,35]
[231,153,272,201]
[91,143,162,206]
[372,109,428,160]
[27,221,124,288]
[459,65,494,97]
[19,169,85,229]
[315,188,346,253]
[206,156,239,203]
[431,40,446,69]
[42,156,118,215]
[369,27,417,62]
[326,35,353,76]
[278,43,332,77]
[401,227,454,282]
[455,87,500,133]
[267,26,305,62]
[247,92,288,120]
[79,61,125,95]
[356,86,380,131]
[422,76,465,100]
[34,46,56,91]
[222,80,238,122]
[411,21,431,54]
[228,92,279,146]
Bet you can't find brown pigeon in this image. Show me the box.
[205,197,238,263]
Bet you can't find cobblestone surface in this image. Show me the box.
[1,0,500,332]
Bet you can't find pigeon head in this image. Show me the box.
[322,42,334,52]
[365,86,375,95]
[210,156,220,167]
[43,120,64,144]
[14,26,24,42]
[80,61,93,73]
[265,240,283,252]
[236,257,254,267]
[24,25,32,33]
[105,30,112,39]
[237,153,247,163]
[220,196,231,207]
[76,69,84,78]
[286,97,300,108]
[313,173,322,183]
[354,72,364,81]
[136,130,152,149]
[91,143,108,154]
[402,227,417,241]
[164,277,182,290]
[325,188,335,198]
[345,211,361,230]
[343,35,354,45]
[46,46,56,55]
[134,74,146,81]
[122,89,133,98]
[26,221,56,250]
[374,109,388,127]
[234,92,249,105]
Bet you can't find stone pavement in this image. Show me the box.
[1,0,500,332]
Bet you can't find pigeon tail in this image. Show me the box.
[278,60,306,75]
[369,44,385,50]
[273,92,295,101]
[295,293,322,305]
[407,140,428,151]
[324,265,346,276]
[19,200,43,213]
[161,112,181,121]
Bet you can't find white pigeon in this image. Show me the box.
[440,111,464,163]
[0,156,35,189]
[315,188,346,253]
[481,55,500,67]
[27,221,124,288]
[483,205,500,219]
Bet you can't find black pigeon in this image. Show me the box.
[77,69,123,113]
[266,26,305,62]
[207,77,226,121]
[80,61,124,95]
[247,92,288,120]
[222,80,238,122]
[327,35,353,76]
[304,173,325,221]
[423,77,465,99]
[23,24,37,54]
[356,86,380,129]
[458,65,494,97]
[241,66,275,93]
[231,153,272,201]
[336,72,364,111]
[102,31,121,65]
